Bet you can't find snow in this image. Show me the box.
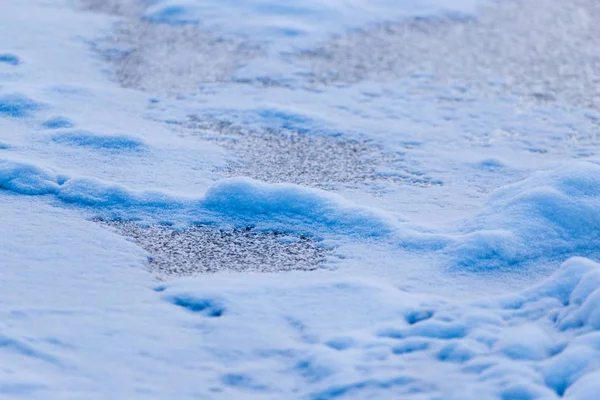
[142,0,478,42]
[448,162,600,268]
[0,54,21,66]
[3,0,600,398]
[0,158,401,236]
[0,94,43,118]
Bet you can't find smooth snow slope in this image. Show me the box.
[2,0,600,398]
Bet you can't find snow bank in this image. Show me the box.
[0,158,401,237]
[0,160,60,195]
[450,162,600,268]
[4,157,598,260]
[203,177,400,237]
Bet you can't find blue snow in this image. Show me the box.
[449,162,600,268]
[202,177,401,237]
[0,94,42,118]
[42,117,75,129]
[0,53,20,65]
[0,159,402,237]
[51,131,147,151]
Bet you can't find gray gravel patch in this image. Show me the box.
[99,220,327,277]
[83,0,600,109]
[82,0,261,93]
[299,0,600,109]
[80,0,144,17]
[104,22,260,93]
[183,116,442,189]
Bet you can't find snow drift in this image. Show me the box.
[450,162,600,268]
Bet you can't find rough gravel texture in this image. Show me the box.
[80,0,143,16]
[105,22,260,92]
[99,221,327,277]
[299,0,600,109]
[83,0,260,93]
[183,116,442,189]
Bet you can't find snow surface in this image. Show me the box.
[2,0,600,398]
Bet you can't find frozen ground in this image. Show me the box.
[99,220,326,276]
[1,0,600,398]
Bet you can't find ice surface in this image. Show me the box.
[98,20,260,92]
[3,0,600,398]
[183,116,441,189]
[300,0,600,109]
[100,220,326,276]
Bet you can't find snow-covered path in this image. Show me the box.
[2,0,600,398]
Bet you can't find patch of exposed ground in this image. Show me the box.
[298,0,600,109]
[182,116,442,189]
[82,0,261,93]
[80,0,144,16]
[99,220,327,277]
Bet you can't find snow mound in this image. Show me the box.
[202,257,600,397]
[96,19,259,92]
[184,116,440,189]
[0,158,401,237]
[150,257,600,398]
[203,177,400,237]
[0,160,60,195]
[450,162,600,268]
[141,0,476,41]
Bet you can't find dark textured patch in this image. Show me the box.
[99,221,326,277]
[93,20,260,93]
[79,0,144,16]
[297,0,600,110]
[184,116,442,189]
